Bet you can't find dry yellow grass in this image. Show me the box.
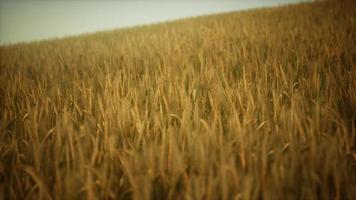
[0,0,355,199]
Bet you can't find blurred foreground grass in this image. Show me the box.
[0,0,355,199]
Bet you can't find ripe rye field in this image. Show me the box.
[0,0,355,199]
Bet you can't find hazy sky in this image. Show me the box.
[0,0,307,45]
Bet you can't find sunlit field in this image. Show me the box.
[1,0,355,199]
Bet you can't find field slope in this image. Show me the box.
[1,0,355,199]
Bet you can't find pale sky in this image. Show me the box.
[0,0,308,45]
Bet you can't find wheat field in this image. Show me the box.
[0,0,355,199]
